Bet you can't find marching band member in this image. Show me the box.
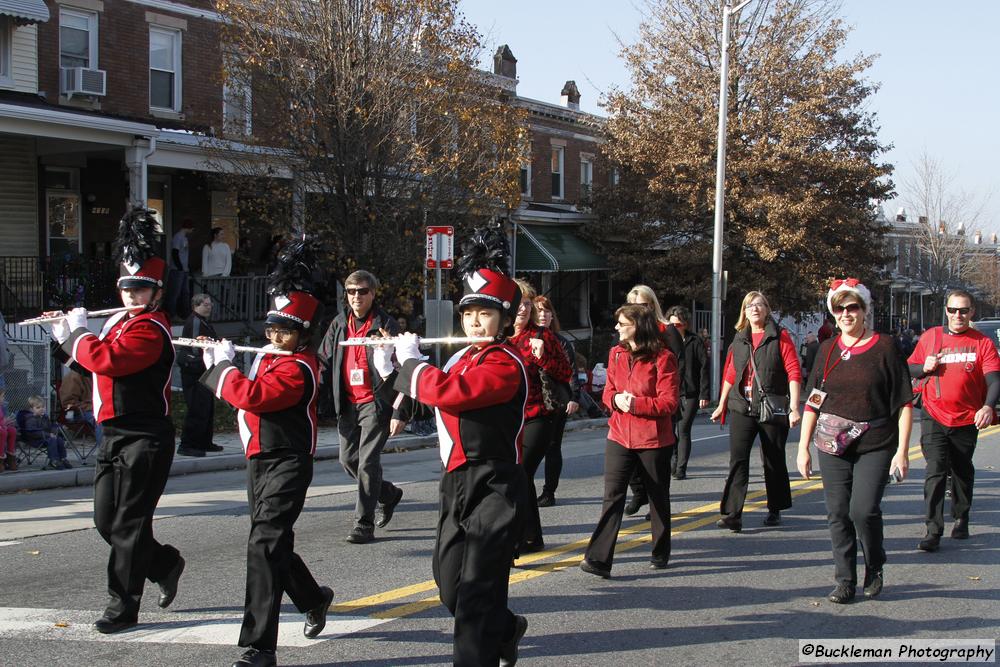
[201,239,334,667]
[384,226,530,666]
[47,208,185,634]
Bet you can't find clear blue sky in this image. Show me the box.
[459,0,1000,232]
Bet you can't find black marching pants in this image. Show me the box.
[180,367,215,450]
[671,397,700,476]
[240,451,325,651]
[720,410,792,519]
[541,410,569,496]
[93,417,181,621]
[520,416,553,546]
[817,446,893,586]
[434,460,526,667]
[921,416,979,535]
[586,440,672,569]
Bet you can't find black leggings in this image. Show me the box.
[520,416,553,546]
[541,411,569,495]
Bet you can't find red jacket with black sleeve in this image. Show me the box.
[603,345,680,449]
[59,310,174,423]
[509,324,572,420]
[201,349,319,458]
[393,342,527,472]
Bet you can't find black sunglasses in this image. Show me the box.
[345,287,371,296]
[946,307,971,315]
[832,303,862,314]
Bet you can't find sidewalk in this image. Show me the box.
[0,417,609,495]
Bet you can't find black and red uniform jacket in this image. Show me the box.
[393,342,527,472]
[58,310,174,423]
[201,349,319,459]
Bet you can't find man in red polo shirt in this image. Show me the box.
[909,289,1000,552]
[318,270,403,544]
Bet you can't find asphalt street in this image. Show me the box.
[0,416,997,666]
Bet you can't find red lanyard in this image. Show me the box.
[820,329,865,389]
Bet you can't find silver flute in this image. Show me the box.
[18,305,142,326]
[339,336,494,347]
[172,337,293,356]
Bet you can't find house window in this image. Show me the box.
[222,54,252,136]
[580,158,593,199]
[150,26,182,111]
[520,162,531,197]
[0,18,11,87]
[550,147,564,199]
[60,7,99,69]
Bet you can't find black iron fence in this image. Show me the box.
[0,256,118,322]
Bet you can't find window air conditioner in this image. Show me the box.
[61,67,107,98]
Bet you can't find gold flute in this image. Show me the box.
[339,336,494,347]
[18,305,142,326]
[172,337,293,356]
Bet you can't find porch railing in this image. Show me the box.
[190,275,270,324]
[0,256,118,322]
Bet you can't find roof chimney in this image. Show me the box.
[895,207,907,222]
[992,232,997,244]
[955,221,964,235]
[493,45,517,79]
[974,230,982,244]
[560,80,580,110]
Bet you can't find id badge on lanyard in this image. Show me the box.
[349,368,365,386]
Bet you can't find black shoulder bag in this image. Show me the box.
[747,342,789,425]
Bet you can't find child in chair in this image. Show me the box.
[22,395,71,470]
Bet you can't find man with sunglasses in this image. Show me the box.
[908,289,1000,552]
[318,270,404,544]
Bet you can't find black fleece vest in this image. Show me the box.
[726,320,789,416]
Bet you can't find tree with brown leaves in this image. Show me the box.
[588,0,893,322]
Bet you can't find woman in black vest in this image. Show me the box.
[710,291,802,532]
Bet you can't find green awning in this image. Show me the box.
[515,224,607,273]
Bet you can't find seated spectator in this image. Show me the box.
[22,395,72,470]
[59,368,102,446]
[0,388,15,472]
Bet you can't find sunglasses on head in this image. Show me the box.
[833,303,862,314]
[345,287,371,296]
[946,306,971,315]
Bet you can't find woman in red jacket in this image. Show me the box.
[580,304,680,578]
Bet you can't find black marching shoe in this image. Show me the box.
[157,556,185,608]
[206,443,225,452]
[176,446,205,457]
[649,557,669,570]
[232,647,277,667]
[303,586,334,639]
[624,497,644,517]
[672,471,686,480]
[863,567,884,599]
[763,510,781,527]
[827,584,856,604]
[579,559,611,579]
[951,518,970,540]
[375,487,404,528]
[917,533,941,552]
[716,516,742,533]
[520,539,545,554]
[536,492,555,508]
[499,614,528,667]
[346,524,375,544]
[93,613,137,634]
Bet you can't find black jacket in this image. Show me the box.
[317,305,400,419]
[726,318,790,416]
[178,313,218,373]
[680,330,710,400]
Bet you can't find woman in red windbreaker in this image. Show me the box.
[580,304,680,579]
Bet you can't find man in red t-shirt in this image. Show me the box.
[908,289,1000,552]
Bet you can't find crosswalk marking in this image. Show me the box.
[0,607,387,646]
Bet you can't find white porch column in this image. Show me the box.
[124,137,156,210]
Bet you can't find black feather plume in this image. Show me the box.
[267,235,318,296]
[455,224,511,277]
[114,208,160,267]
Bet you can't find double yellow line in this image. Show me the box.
[332,426,1000,623]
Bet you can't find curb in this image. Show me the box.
[0,417,609,495]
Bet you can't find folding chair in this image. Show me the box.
[14,409,52,467]
[59,408,98,462]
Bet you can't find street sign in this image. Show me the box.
[426,226,454,269]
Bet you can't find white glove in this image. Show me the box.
[202,345,217,369]
[373,344,395,379]
[66,307,88,332]
[217,339,236,363]
[395,333,423,365]
[51,318,70,344]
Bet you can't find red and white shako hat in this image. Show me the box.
[265,235,323,331]
[115,207,167,289]
[267,291,321,330]
[826,277,871,315]
[456,225,520,317]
